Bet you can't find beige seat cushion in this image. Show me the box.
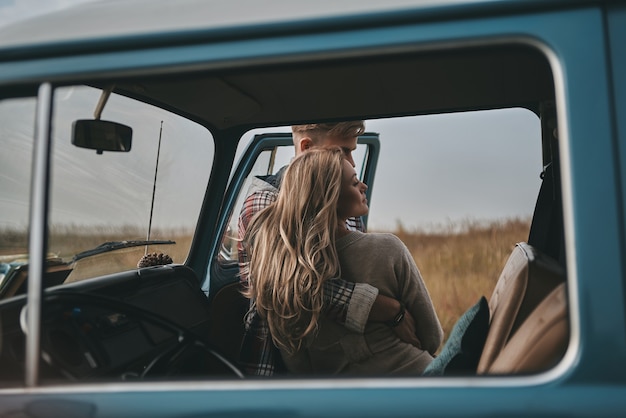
[477,242,565,374]
[486,283,568,374]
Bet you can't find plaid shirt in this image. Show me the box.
[237,167,370,376]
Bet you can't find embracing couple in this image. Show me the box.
[237,122,443,377]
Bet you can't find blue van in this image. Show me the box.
[0,0,625,416]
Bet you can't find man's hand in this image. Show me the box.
[369,294,421,348]
[392,310,421,348]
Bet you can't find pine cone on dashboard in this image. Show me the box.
[137,252,173,268]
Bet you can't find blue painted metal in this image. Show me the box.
[0,1,625,416]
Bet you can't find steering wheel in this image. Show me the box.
[21,291,244,380]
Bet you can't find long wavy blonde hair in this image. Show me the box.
[243,147,344,354]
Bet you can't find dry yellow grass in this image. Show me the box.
[0,225,193,263]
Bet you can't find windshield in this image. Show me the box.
[0,86,214,294]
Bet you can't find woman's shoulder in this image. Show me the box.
[365,231,405,243]
[337,231,407,252]
[355,232,408,252]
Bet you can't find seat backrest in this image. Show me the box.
[486,282,568,374]
[206,281,249,362]
[477,242,565,374]
[528,103,566,266]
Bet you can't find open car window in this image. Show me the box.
[363,109,544,341]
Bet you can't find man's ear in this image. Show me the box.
[298,137,314,153]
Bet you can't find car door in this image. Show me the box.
[208,131,380,296]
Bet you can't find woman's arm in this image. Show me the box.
[394,238,444,355]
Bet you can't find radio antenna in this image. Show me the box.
[146,120,163,254]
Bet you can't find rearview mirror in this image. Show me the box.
[72,119,132,154]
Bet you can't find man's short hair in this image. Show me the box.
[292,121,365,143]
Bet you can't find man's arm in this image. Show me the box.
[322,278,418,346]
[239,305,285,376]
[237,189,277,285]
[369,292,421,348]
[237,189,287,376]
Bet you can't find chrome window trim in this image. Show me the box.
[25,82,53,387]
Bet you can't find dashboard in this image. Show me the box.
[0,264,234,384]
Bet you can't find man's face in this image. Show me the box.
[319,134,358,167]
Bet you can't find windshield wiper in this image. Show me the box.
[72,240,175,262]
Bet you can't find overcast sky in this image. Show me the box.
[0,0,98,27]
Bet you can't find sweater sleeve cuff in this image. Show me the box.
[345,283,378,333]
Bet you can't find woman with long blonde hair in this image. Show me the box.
[244,147,442,375]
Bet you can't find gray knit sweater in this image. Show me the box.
[280,231,443,376]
